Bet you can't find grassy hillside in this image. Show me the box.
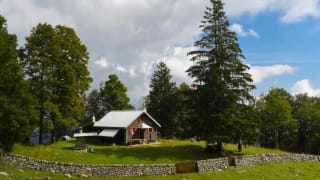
[10,139,286,164]
[1,158,320,179]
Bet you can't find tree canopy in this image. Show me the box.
[257,88,296,150]
[21,23,92,143]
[0,15,37,151]
[83,74,133,124]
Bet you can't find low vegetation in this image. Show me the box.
[10,139,286,164]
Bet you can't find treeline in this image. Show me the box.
[145,65,320,154]
[257,89,320,154]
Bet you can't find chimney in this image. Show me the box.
[92,114,96,123]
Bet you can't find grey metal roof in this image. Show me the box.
[99,129,119,137]
[93,110,161,128]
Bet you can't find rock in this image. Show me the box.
[65,173,72,178]
[237,170,247,174]
[0,172,9,177]
[80,174,88,178]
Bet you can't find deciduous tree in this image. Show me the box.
[21,23,92,143]
[293,94,320,154]
[257,88,296,150]
[0,15,37,151]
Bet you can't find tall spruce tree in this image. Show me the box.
[145,62,177,138]
[0,15,37,151]
[187,0,255,149]
[21,23,92,143]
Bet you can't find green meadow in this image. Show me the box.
[1,140,319,179]
[11,139,285,164]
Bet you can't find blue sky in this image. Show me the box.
[230,10,320,97]
[1,0,320,107]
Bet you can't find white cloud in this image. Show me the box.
[160,46,194,84]
[292,79,320,96]
[224,0,320,23]
[279,0,320,23]
[116,65,127,73]
[248,64,296,84]
[94,57,109,68]
[128,66,137,77]
[230,24,259,38]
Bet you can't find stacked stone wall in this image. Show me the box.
[1,152,319,176]
[0,153,175,176]
[197,153,320,173]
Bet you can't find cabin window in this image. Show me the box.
[148,128,153,133]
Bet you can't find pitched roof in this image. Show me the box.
[99,129,119,137]
[93,109,161,128]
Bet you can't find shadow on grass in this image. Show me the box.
[83,144,220,163]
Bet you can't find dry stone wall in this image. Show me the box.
[0,153,175,176]
[197,153,320,173]
[1,152,320,176]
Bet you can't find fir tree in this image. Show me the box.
[187,0,255,149]
[145,62,177,138]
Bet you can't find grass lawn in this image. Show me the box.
[10,139,286,164]
[1,158,320,179]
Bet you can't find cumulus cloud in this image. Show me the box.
[279,0,320,23]
[116,65,128,73]
[160,47,194,84]
[94,57,109,68]
[229,24,259,38]
[248,64,296,84]
[292,79,320,96]
[224,0,320,23]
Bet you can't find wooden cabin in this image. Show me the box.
[74,109,161,144]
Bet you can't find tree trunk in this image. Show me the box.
[51,130,56,143]
[275,129,279,149]
[39,108,44,144]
